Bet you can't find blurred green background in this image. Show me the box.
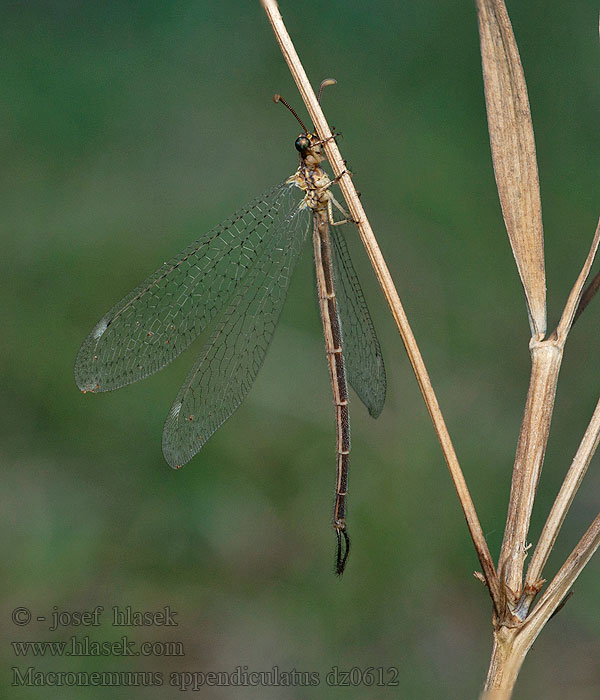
[2,1,599,698]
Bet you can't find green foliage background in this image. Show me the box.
[2,2,599,698]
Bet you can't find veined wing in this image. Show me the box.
[74,180,303,393]
[162,199,311,468]
[331,227,386,418]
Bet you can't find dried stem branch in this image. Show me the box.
[574,269,600,324]
[557,218,600,334]
[560,217,600,332]
[497,219,599,606]
[526,513,600,632]
[520,397,600,613]
[260,0,502,611]
[509,221,600,612]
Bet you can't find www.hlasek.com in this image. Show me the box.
[12,636,184,658]
[12,666,400,689]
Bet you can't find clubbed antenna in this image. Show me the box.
[317,78,337,104]
[273,93,308,133]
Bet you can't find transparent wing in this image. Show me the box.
[331,227,386,418]
[162,201,311,468]
[74,180,303,392]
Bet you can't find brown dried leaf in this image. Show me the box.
[477,0,546,337]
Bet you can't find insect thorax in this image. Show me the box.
[289,162,332,213]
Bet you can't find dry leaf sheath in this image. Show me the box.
[477,0,546,339]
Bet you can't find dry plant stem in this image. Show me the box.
[497,219,600,606]
[481,626,529,700]
[483,513,600,698]
[521,397,600,613]
[478,0,599,612]
[478,2,599,691]
[485,221,600,694]
[497,341,562,604]
[478,0,552,612]
[260,0,503,611]
[555,217,600,338]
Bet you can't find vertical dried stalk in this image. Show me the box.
[482,627,528,700]
[477,0,556,612]
[497,219,599,605]
[483,222,600,693]
[261,0,503,611]
[497,340,562,603]
[477,0,600,694]
[477,0,553,610]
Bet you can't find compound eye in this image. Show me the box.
[295,135,310,153]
